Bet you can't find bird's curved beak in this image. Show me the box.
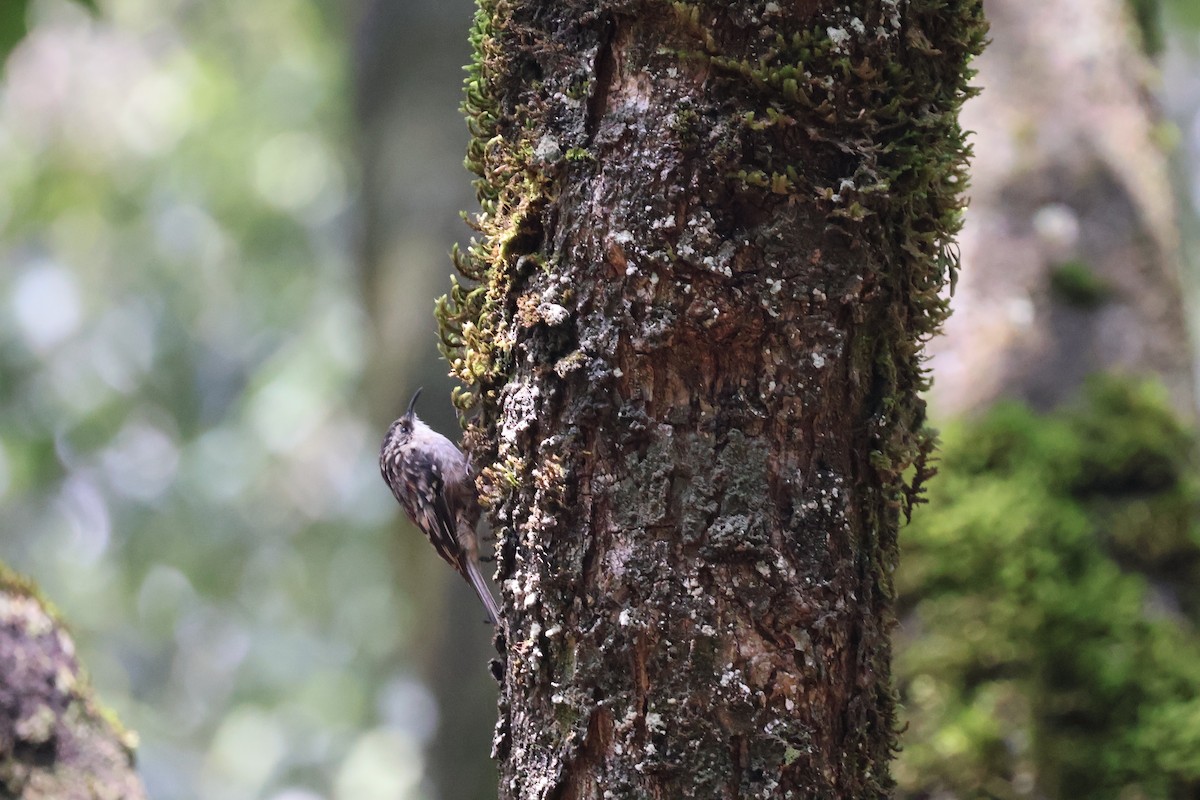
[405,387,423,418]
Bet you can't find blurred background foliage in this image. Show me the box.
[2,1,1200,799]
[0,0,470,798]
[895,379,1200,798]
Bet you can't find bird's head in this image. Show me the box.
[384,387,423,448]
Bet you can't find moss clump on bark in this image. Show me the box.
[0,563,57,615]
[436,0,561,506]
[895,377,1200,799]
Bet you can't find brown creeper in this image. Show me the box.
[379,388,501,625]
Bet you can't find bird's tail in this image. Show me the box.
[465,558,502,626]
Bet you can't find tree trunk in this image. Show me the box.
[0,567,147,800]
[440,1,984,796]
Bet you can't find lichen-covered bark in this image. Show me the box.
[0,566,146,800]
[439,1,984,797]
[927,0,1193,418]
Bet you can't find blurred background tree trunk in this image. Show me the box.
[349,1,500,798]
[0,567,147,800]
[927,0,1194,418]
[436,1,982,796]
[895,0,1200,796]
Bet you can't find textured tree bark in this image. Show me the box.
[0,569,146,800]
[439,1,984,796]
[927,0,1194,419]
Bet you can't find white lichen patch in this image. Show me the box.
[54,664,77,694]
[607,539,633,579]
[533,134,562,163]
[537,302,569,326]
[1006,296,1035,328]
[526,622,544,665]
[555,91,582,109]
[880,0,904,32]
[505,568,541,611]
[501,381,542,443]
[827,26,851,52]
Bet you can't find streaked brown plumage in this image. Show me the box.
[379,388,500,625]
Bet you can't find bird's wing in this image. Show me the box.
[425,466,500,624]
[414,459,469,575]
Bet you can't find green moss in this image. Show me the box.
[0,561,64,627]
[0,560,38,597]
[437,1,507,421]
[669,104,701,144]
[436,0,558,501]
[1049,260,1111,309]
[896,377,1200,798]
[1127,0,1163,55]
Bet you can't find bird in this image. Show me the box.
[379,388,501,625]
